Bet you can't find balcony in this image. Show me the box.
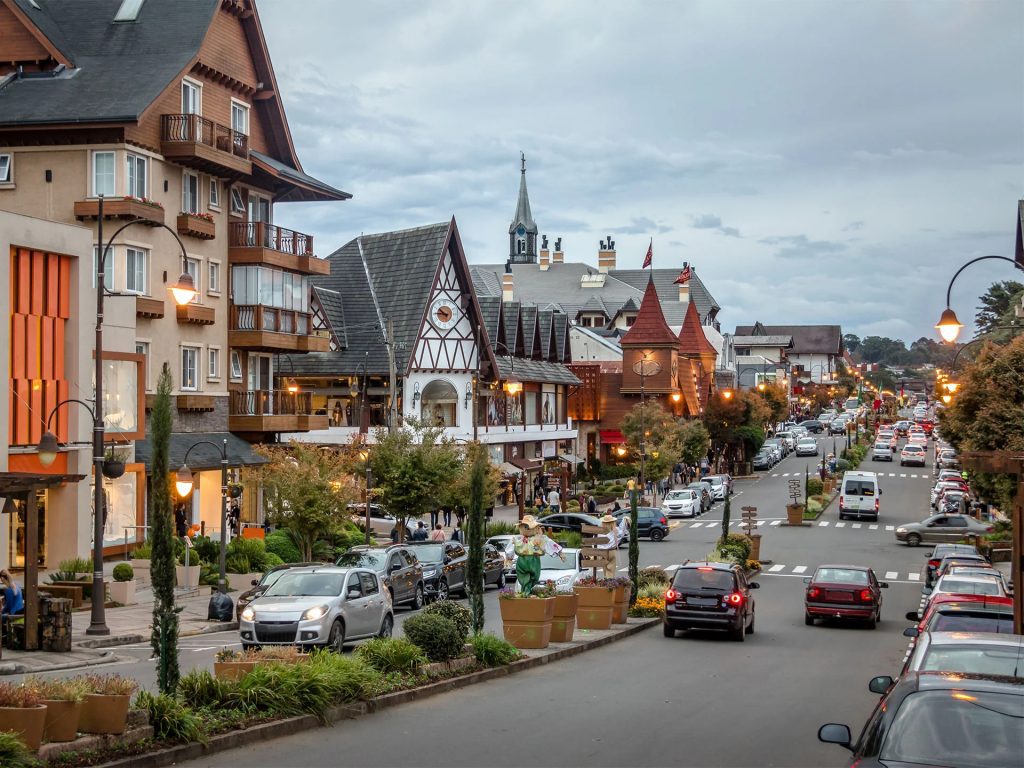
[229,304,330,352]
[228,221,329,275]
[74,196,165,226]
[228,389,328,434]
[160,113,252,176]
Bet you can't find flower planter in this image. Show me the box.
[214,661,258,681]
[550,592,579,642]
[79,693,130,735]
[612,584,632,624]
[176,564,201,588]
[176,212,216,240]
[749,533,762,562]
[0,705,47,751]
[786,504,806,526]
[108,579,136,606]
[102,459,125,479]
[131,558,150,585]
[499,596,555,649]
[41,699,82,743]
[574,585,614,630]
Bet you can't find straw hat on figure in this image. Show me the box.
[513,515,564,595]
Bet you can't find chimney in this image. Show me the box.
[539,235,549,271]
[502,261,514,302]
[597,235,616,273]
[552,237,564,263]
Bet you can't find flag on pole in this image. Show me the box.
[642,239,653,269]
[674,262,692,285]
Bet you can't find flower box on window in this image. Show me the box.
[177,211,216,240]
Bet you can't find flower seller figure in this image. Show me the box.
[514,515,564,595]
[597,514,621,578]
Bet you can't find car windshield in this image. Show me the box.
[919,645,1024,676]
[665,490,692,501]
[264,572,345,597]
[687,483,706,491]
[814,568,869,585]
[843,480,875,497]
[874,442,889,450]
[880,689,1024,768]
[336,551,386,569]
[930,613,1015,633]
[408,544,444,563]
[259,569,292,588]
[799,439,815,446]
[707,477,723,486]
[674,568,735,591]
[487,537,512,552]
[904,446,924,454]
[539,552,573,570]
[937,579,1002,596]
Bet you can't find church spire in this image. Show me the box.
[509,152,538,263]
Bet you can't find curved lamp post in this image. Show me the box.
[935,255,1023,343]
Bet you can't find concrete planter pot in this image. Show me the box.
[612,584,632,624]
[550,593,578,642]
[79,693,131,735]
[214,661,258,681]
[573,585,614,630]
[130,558,150,585]
[750,534,762,561]
[175,564,201,588]
[499,596,555,649]
[41,699,82,743]
[108,579,136,605]
[786,504,806,526]
[0,704,47,751]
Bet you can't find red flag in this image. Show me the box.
[642,239,653,269]
[674,264,692,285]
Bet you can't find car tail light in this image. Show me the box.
[807,587,821,599]
[726,592,744,606]
[839,496,844,509]
[697,566,713,572]
[875,498,879,511]
[660,517,667,525]
[928,559,940,569]
[665,589,678,602]
[859,589,872,602]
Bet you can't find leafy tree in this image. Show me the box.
[251,442,356,561]
[703,390,769,466]
[464,443,488,633]
[441,444,502,517]
[678,419,711,466]
[842,334,861,354]
[754,384,789,424]
[858,336,908,365]
[975,280,1024,334]
[621,401,684,482]
[150,364,179,694]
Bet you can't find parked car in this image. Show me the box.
[829,418,849,435]
[611,506,670,541]
[762,440,784,463]
[704,474,732,500]
[905,594,1015,637]
[946,565,1012,594]
[336,546,425,610]
[402,540,505,600]
[661,488,701,518]
[347,503,397,537]
[931,480,969,508]
[818,672,1024,767]
[937,449,961,469]
[776,431,796,451]
[839,471,881,521]
[937,490,970,515]
[930,553,992,588]
[752,450,773,471]
[686,481,713,512]
[487,535,517,580]
[537,548,586,591]
[795,437,819,457]
[239,566,394,651]
[899,444,927,467]
[871,441,893,462]
[804,564,887,628]
[895,514,994,547]
[235,562,327,621]
[927,573,1008,604]
[921,543,980,587]
[538,512,601,533]
[663,561,758,641]
[800,419,825,434]
[899,631,1024,678]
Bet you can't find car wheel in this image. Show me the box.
[242,642,255,651]
[650,528,665,542]
[327,619,345,653]
[496,570,506,588]
[436,579,449,601]
[411,584,424,610]
[733,623,746,642]
[866,613,877,630]
[804,612,814,626]
[746,611,755,634]
[906,533,921,547]
[378,613,394,638]
[663,623,676,638]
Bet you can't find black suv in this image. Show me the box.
[663,561,758,641]
[404,540,509,601]
[336,546,424,610]
[611,507,670,542]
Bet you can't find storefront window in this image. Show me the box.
[6,491,46,568]
[541,386,556,424]
[93,358,140,434]
[94,472,138,549]
[508,392,523,426]
[525,392,539,425]
[486,392,506,426]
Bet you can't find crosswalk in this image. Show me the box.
[769,471,929,480]
[672,518,897,533]
[620,562,924,584]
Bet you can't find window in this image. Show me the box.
[208,178,219,208]
[182,172,200,214]
[92,246,115,291]
[92,151,115,197]
[126,153,147,198]
[0,153,11,183]
[125,247,147,294]
[208,260,221,294]
[185,257,201,303]
[231,101,249,136]
[113,0,145,22]
[181,347,199,391]
[230,350,242,380]
[181,79,200,115]
[135,341,150,391]
[208,347,220,380]
[230,187,245,216]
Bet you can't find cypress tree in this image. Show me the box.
[150,364,179,694]
[465,443,487,634]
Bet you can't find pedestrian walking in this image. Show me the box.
[443,506,452,527]
[430,508,439,528]
[412,521,428,541]
[587,495,597,515]
[430,524,446,542]
[174,505,188,538]
[547,487,561,514]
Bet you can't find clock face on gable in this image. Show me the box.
[430,297,461,330]
[516,225,526,237]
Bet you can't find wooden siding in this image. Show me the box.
[0,3,51,65]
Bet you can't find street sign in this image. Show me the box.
[580,524,616,576]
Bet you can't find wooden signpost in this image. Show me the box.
[740,506,758,537]
[580,524,614,578]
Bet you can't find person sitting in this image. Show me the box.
[1,570,23,617]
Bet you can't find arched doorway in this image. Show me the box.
[420,379,458,427]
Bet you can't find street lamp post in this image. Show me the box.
[359,449,373,545]
[935,255,1023,343]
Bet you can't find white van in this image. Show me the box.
[839,471,881,521]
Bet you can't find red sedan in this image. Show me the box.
[804,564,888,628]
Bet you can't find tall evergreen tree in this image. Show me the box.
[465,443,487,634]
[150,364,179,694]
[721,493,731,543]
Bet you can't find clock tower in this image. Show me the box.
[508,152,539,264]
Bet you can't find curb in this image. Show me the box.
[0,650,116,676]
[92,619,658,768]
[75,622,238,651]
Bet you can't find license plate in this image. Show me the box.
[685,597,718,607]
[825,591,853,602]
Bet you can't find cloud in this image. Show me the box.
[691,214,742,238]
[759,234,847,260]
[610,216,673,235]
[843,220,865,231]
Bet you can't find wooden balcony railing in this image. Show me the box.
[231,304,311,336]
[229,221,313,257]
[161,113,249,159]
[229,389,315,417]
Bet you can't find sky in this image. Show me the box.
[259,0,1024,342]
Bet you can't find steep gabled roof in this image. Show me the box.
[520,305,538,359]
[537,309,553,361]
[311,286,346,350]
[503,301,522,357]
[5,0,74,66]
[478,295,502,350]
[619,278,678,346]
[553,312,569,362]
[678,299,717,358]
[734,324,843,355]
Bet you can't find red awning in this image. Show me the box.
[599,430,626,444]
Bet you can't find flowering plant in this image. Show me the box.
[628,596,665,618]
[181,211,215,223]
[124,195,164,210]
[498,584,555,599]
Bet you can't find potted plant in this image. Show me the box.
[108,562,136,605]
[26,677,87,743]
[213,648,258,681]
[78,674,137,735]
[130,540,151,586]
[227,481,244,499]
[573,577,615,630]
[101,447,128,479]
[175,549,201,589]
[0,682,47,752]
[550,587,579,642]
[610,577,633,624]
[498,586,556,649]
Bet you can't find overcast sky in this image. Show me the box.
[260,0,1023,342]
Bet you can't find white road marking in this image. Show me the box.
[756,520,766,526]
[618,567,629,573]
[885,571,898,580]
[768,564,786,572]
[770,474,780,478]
[900,473,907,478]
[835,522,847,528]
[908,573,921,581]
[770,520,782,526]
[886,525,895,531]
[869,524,879,530]
[852,523,862,529]
[191,646,216,653]
[910,474,919,478]
[792,566,808,574]
[819,521,830,527]
[690,522,703,528]
[782,472,791,477]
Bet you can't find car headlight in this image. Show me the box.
[240,606,255,622]
[423,567,438,578]
[301,604,330,621]
[896,527,907,534]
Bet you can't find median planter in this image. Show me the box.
[79,693,131,735]
[213,660,258,681]
[499,596,555,649]
[0,704,47,751]
[786,504,805,526]
[612,583,632,624]
[41,698,82,743]
[574,585,614,630]
[550,592,579,642]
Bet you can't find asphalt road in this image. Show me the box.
[172,431,946,768]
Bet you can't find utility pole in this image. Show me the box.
[386,317,397,434]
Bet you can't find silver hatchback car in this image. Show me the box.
[239,566,394,652]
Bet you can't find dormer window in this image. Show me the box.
[625,315,637,327]
[113,0,145,22]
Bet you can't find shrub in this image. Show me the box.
[0,682,42,708]
[639,582,668,600]
[0,731,37,768]
[836,459,853,473]
[233,652,379,718]
[720,533,753,561]
[85,673,138,696]
[132,540,153,559]
[484,521,518,537]
[551,531,582,549]
[402,613,464,662]
[177,669,236,709]
[263,552,285,569]
[265,529,302,564]
[112,563,134,582]
[469,634,520,666]
[638,567,670,589]
[629,596,665,618]
[355,637,427,674]
[25,676,88,702]
[806,478,824,497]
[227,537,268,572]
[421,600,472,641]
[135,691,206,744]
[225,553,251,574]
[599,462,637,481]
[190,535,220,564]
[59,557,92,574]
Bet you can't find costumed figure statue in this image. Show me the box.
[597,513,621,578]
[514,515,564,594]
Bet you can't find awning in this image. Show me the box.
[558,453,584,466]
[599,430,626,445]
[134,432,269,472]
[510,457,542,472]
[498,462,524,476]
